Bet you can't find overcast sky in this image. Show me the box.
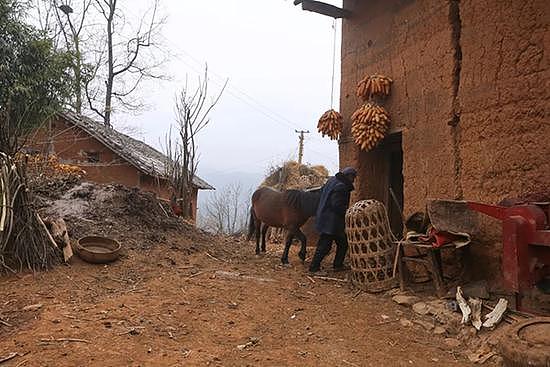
[113,0,343,181]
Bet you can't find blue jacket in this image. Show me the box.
[315,173,354,235]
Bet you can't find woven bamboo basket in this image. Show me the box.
[345,200,398,292]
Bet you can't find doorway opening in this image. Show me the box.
[357,131,404,238]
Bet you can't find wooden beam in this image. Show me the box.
[294,0,351,19]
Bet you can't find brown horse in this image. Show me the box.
[247,187,320,264]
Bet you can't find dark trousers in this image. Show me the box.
[309,233,348,271]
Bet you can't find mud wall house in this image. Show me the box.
[29,112,214,222]
[335,0,550,283]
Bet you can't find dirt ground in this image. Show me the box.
[0,182,486,366]
[0,236,480,367]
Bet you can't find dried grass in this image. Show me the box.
[261,161,328,191]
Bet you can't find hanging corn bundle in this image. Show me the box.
[317,109,343,140]
[0,153,62,272]
[356,74,393,101]
[351,102,391,151]
[317,19,344,141]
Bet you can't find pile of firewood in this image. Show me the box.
[0,153,63,272]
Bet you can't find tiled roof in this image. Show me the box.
[61,111,214,190]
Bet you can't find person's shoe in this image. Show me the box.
[309,266,321,273]
[333,265,351,272]
[309,269,328,277]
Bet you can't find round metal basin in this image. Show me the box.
[75,236,121,264]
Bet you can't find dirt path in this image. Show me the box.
[0,239,476,367]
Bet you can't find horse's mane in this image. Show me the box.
[284,189,320,216]
[285,190,302,210]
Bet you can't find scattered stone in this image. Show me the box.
[23,303,43,311]
[433,326,446,335]
[385,288,401,297]
[399,318,413,327]
[413,319,434,331]
[412,302,430,315]
[444,338,461,348]
[380,314,390,320]
[392,295,420,306]
[228,302,238,309]
[237,336,260,351]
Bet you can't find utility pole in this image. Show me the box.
[295,130,310,165]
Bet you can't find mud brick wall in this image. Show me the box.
[30,119,141,189]
[340,0,550,283]
[30,119,187,207]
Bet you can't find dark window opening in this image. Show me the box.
[85,151,99,163]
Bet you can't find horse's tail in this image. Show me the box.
[246,207,256,241]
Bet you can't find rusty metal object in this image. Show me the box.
[427,199,550,313]
[75,236,121,264]
[499,317,550,367]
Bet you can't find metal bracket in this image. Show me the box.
[293,0,352,19]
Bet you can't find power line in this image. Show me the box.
[166,40,307,131]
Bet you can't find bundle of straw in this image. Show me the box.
[0,153,61,272]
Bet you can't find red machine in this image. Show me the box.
[467,202,550,312]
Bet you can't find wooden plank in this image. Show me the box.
[297,0,352,19]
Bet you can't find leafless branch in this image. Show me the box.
[163,67,226,220]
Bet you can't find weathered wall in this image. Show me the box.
[457,0,550,278]
[340,0,458,212]
[340,0,550,284]
[31,119,141,189]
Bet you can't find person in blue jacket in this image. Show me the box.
[309,166,356,273]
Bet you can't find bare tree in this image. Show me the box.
[89,0,167,126]
[32,0,169,125]
[56,0,93,114]
[200,183,248,234]
[164,67,227,219]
